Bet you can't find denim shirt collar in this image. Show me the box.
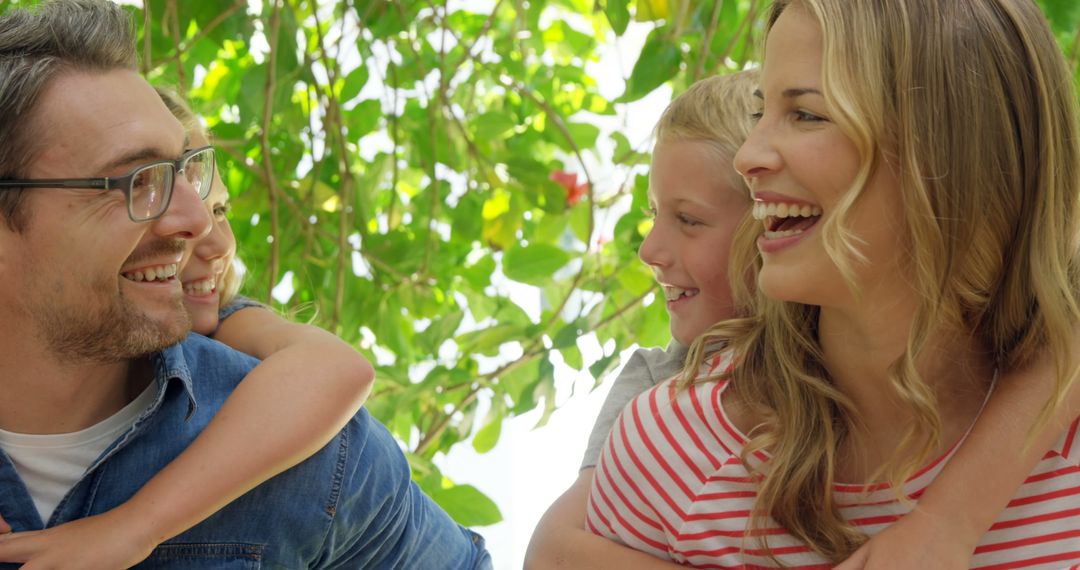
[152,342,198,420]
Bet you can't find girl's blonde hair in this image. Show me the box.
[156,86,244,309]
[685,0,1080,560]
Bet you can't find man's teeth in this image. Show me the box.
[184,279,216,296]
[123,263,178,282]
[663,287,698,302]
[752,201,822,220]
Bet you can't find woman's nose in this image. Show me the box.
[733,119,781,181]
[192,219,231,262]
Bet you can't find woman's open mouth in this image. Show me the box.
[752,200,822,239]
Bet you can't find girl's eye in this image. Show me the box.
[750,111,764,123]
[642,206,657,219]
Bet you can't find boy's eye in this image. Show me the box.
[677,213,701,227]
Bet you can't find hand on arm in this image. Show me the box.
[0,509,157,570]
[524,468,686,570]
[836,342,1080,570]
[0,306,374,568]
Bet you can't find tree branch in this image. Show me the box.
[260,0,283,303]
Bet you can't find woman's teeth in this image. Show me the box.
[184,279,216,296]
[753,201,823,240]
[751,201,822,220]
[122,263,178,282]
[663,286,698,302]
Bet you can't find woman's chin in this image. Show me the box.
[186,309,220,337]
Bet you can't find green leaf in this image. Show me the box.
[474,111,518,141]
[560,344,584,370]
[623,31,681,102]
[566,122,601,150]
[472,406,503,453]
[503,243,571,285]
[428,484,503,527]
[1039,0,1080,36]
[635,0,669,21]
[604,0,631,35]
[344,99,383,139]
[339,65,370,103]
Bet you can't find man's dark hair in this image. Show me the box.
[0,0,137,231]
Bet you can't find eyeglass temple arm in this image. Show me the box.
[0,178,112,190]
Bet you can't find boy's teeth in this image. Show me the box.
[122,263,178,282]
[752,201,822,220]
[663,286,698,301]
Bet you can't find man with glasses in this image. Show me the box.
[0,1,491,568]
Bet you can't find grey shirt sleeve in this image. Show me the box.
[579,341,689,470]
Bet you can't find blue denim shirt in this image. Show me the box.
[0,334,491,569]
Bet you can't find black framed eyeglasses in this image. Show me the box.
[0,146,216,222]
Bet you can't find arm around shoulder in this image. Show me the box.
[524,469,685,570]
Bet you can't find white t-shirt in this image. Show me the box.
[0,383,157,523]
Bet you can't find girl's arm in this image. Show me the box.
[524,468,687,570]
[0,305,374,569]
[837,345,1080,570]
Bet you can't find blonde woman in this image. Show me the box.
[584,0,1079,567]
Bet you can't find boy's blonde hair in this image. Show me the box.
[654,70,758,196]
[156,86,244,309]
[686,0,1080,561]
[655,70,762,305]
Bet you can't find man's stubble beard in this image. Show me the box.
[32,274,192,365]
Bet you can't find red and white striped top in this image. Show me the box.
[586,353,1080,569]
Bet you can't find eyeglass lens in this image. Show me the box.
[129,165,173,221]
[127,149,214,221]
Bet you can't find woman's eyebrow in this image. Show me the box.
[753,87,823,100]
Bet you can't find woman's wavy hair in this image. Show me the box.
[156,86,244,308]
[683,0,1080,561]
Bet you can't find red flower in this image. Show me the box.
[550,170,589,206]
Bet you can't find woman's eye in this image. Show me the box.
[750,111,764,123]
[794,110,825,122]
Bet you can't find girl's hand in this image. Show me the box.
[833,508,978,570]
[0,510,158,570]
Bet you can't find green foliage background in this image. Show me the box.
[3,0,1078,526]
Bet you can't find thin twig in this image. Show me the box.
[167,0,185,91]
[141,0,152,75]
[413,287,652,456]
[260,0,283,303]
[694,0,725,82]
[309,0,357,329]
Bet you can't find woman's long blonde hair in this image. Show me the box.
[685,0,1080,561]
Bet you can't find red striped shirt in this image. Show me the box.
[586,354,1080,568]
